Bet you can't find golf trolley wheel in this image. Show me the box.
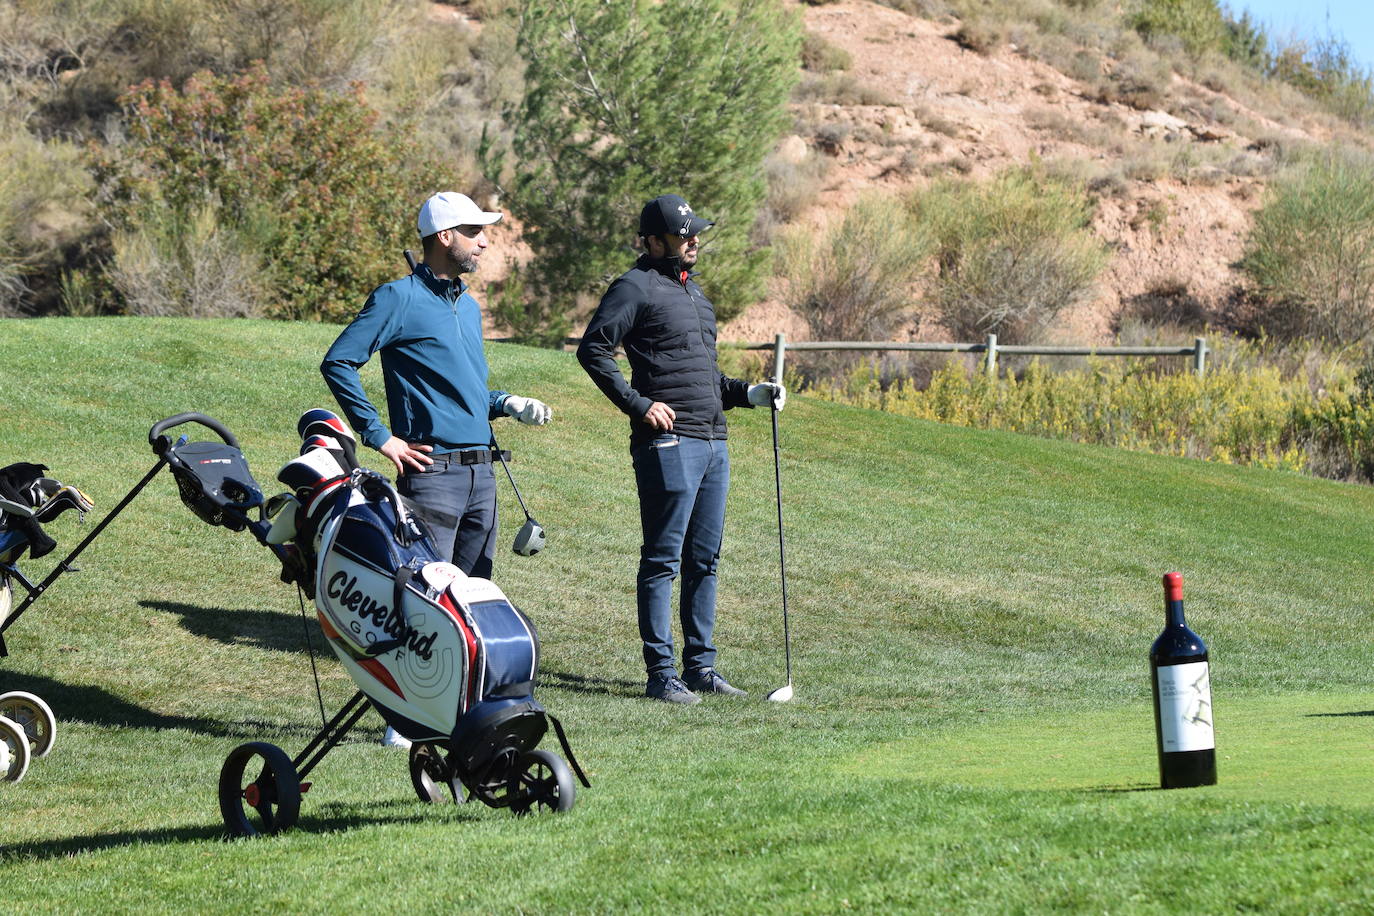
[0,691,56,758]
[508,749,575,816]
[0,714,31,783]
[409,742,465,805]
[219,741,302,838]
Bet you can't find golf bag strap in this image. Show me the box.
[365,564,416,657]
[548,713,591,788]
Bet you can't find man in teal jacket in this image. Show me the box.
[321,191,552,581]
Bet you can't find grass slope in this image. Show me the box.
[2,317,1373,913]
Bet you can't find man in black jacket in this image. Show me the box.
[577,194,785,705]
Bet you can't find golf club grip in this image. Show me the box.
[404,249,417,270]
[148,412,239,449]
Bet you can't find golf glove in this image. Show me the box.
[504,394,552,425]
[748,382,786,411]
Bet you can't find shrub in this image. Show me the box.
[1239,150,1374,344]
[777,193,932,342]
[107,201,263,318]
[804,356,1374,482]
[912,168,1107,343]
[1129,0,1227,58]
[488,0,800,342]
[760,146,831,227]
[93,66,446,321]
[801,32,852,72]
[0,124,91,315]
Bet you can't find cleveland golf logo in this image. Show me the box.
[326,570,437,661]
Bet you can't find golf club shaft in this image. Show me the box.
[491,435,534,520]
[770,378,791,686]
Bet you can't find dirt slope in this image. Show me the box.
[721,0,1330,344]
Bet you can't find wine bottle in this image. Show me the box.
[1150,571,1216,788]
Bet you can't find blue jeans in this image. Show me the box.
[396,453,497,579]
[631,433,730,677]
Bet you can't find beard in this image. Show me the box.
[448,241,480,274]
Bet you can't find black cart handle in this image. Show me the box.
[149,412,240,453]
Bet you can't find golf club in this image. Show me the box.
[765,373,794,703]
[492,437,546,556]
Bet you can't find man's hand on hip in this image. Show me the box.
[503,394,553,425]
[642,401,676,431]
[380,436,434,476]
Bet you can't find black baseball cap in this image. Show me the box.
[639,194,714,238]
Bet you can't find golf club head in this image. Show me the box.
[512,517,546,556]
[766,683,794,703]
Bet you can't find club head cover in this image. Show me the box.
[298,408,359,471]
[31,480,95,523]
[264,492,301,545]
[277,448,348,518]
[512,517,546,556]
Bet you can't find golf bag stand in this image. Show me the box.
[0,454,152,783]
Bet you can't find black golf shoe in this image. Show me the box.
[684,668,747,697]
[646,674,701,705]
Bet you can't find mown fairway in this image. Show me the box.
[2,318,1373,913]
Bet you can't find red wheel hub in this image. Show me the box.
[243,783,261,807]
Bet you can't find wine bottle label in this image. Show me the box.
[1156,660,1214,752]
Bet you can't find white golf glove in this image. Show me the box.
[503,394,552,425]
[748,382,786,411]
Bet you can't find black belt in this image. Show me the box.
[433,448,511,466]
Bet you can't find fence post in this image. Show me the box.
[772,332,786,383]
[1193,337,1207,378]
[984,333,998,378]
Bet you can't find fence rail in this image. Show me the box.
[728,333,1209,377]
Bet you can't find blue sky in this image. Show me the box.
[1228,0,1374,70]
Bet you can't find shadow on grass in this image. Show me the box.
[540,669,640,697]
[0,800,474,863]
[1083,783,1160,794]
[140,599,319,655]
[1306,710,1374,717]
[0,672,342,741]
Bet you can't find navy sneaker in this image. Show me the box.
[684,668,747,697]
[646,673,701,705]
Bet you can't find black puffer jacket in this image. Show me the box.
[578,255,752,444]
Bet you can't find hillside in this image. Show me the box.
[722,0,1369,344]
[4,318,1374,910]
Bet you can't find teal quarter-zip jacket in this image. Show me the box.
[321,263,508,454]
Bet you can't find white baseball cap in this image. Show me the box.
[416,192,502,237]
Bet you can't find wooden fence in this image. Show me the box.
[729,333,1209,379]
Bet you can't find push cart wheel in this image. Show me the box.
[0,691,56,758]
[409,742,465,805]
[219,741,301,838]
[0,714,31,783]
[509,749,575,816]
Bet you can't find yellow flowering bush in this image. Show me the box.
[809,358,1374,482]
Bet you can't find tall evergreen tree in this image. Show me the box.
[485,0,800,344]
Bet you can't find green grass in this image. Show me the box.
[3,317,1374,912]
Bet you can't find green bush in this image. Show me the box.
[0,125,91,315]
[912,168,1107,343]
[1129,0,1227,58]
[487,0,800,342]
[92,66,447,321]
[807,354,1374,484]
[1239,150,1374,345]
[801,32,852,72]
[777,193,931,342]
